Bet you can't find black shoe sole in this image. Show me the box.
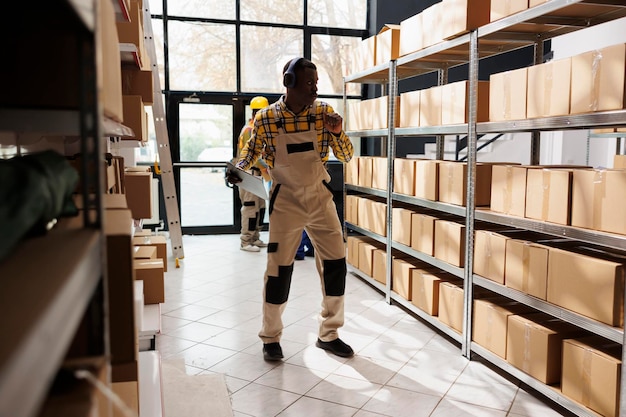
[263,351,284,361]
[315,340,354,358]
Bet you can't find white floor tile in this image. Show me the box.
[254,363,329,395]
[430,398,508,417]
[361,385,441,417]
[230,382,301,417]
[277,396,357,417]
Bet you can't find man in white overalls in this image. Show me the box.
[228,57,354,360]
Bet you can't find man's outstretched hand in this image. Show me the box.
[225,167,242,184]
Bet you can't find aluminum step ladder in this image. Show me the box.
[142,3,184,265]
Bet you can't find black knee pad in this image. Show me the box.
[265,264,293,304]
[247,217,257,231]
[323,258,346,296]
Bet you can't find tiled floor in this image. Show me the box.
[157,233,569,417]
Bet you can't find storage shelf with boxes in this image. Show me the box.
[343,1,626,416]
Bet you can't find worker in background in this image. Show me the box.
[236,96,271,252]
[295,230,314,260]
[227,57,354,361]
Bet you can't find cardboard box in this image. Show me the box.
[571,168,626,235]
[104,209,137,365]
[421,2,443,49]
[124,169,153,220]
[570,43,626,114]
[525,167,573,225]
[372,248,388,284]
[345,157,359,185]
[392,207,413,246]
[414,159,439,201]
[472,298,532,358]
[345,195,359,225]
[441,80,490,125]
[410,212,437,256]
[473,230,510,284]
[489,67,528,121]
[116,2,147,68]
[527,57,572,118]
[434,219,466,267]
[132,235,168,272]
[438,281,465,333]
[370,200,387,237]
[122,95,148,142]
[438,161,493,206]
[490,0,527,21]
[399,90,421,128]
[100,0,123,122]
[346,235,360,266]
[352,35,376,73]
[614,154,626,169]
[419,85,443,127]
[371,157,388,190]
[357,240,378,277]
[490,164,527,217]
[369,96,390,129]
[112,380,139,417]
[411,270,454,315]
[375,24,401,65]
[134,258,164,304]
[346,100,362,131]
[393,158,416,195]
[392,258,419,300]
[442,0,491,40]
[133,245,156,260]
[358,99,374,130]
[504,239,550,299]
[121,69,154,104]
[506,314,582,384]
[562,336,622,417]
[547,246,625,326]
[357,157,373,188]
[399,12,423,57]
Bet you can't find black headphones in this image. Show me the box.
[283,57,303,88]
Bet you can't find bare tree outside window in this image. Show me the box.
[308,0,367,29]
[167,0,235,19]
[240,0,304,25]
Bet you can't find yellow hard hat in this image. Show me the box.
[250,96,269,110]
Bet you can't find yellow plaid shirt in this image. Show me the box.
[236,97,354,171]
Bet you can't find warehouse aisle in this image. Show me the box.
[157,234,568,417]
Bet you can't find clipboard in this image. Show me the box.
[226,162,269,200]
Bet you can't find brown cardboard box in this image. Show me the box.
[504,240,550,299]
[419,85,443,127]
[411,270,454,315]
[345,195,359,225]
[392,207,414,246]
[434,219,466,267]
[372,248,388,284]
[472,298,532,358]
[346,100,362,131]
[371,157,388,190]
[547,246,625,326]
[121,69,154,104]
[370,200,388,237]
[104,209,137,365]
[393,158,416,195]
[506,314,582,384]
[527,58,572,118]
[392,258,419,300]
[124,169,152,220]
[345,157,359,185]
[353,35,376,73]
[473,230,510,284]
[571,168,626,235]
[369,96,389,129]
[411,212,437,256]
[524,167,574,225]
[529,0,548,5]
[414,159,439,201]
[490,164,527,217]
[489,67,528,121]
[357,157,373,188]
[441,80,490,125]
[111,359,139,384]
[357,240,378,277]
[375,24,401,65]
[358,99,374,130]
[562,336,622,417]
[438,161,493,206]
[116,2,146,67]
[421,2,443,49]
[490,0,527,21]
[570,43,626,114]
[112,381,139,417]
[122,95,148,142]
[438,281,465,333]
[134,258,164,304]
[100,0,123,122]
[132,235,168,272]
[399,90,421,127]
[399,12,423,57]
[346,235,360,267]
[441,0,491,40]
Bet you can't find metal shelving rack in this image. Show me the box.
[343,1,626,416]
[0,1,108,416]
